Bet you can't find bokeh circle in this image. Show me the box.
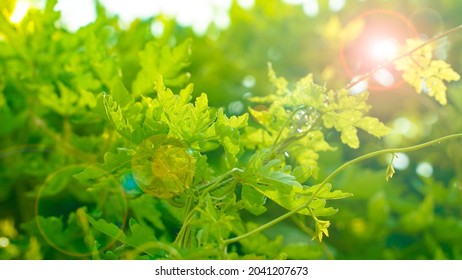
[131,135,196,199]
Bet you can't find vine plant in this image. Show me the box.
[81,25,462,258]
[1,0,461,259]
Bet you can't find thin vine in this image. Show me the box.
[224,134,462,245]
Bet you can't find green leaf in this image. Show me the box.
[125,218,157,247]
[321,90,390,148]
[243,150,351,216]
[292,165,312,184]
[86,216,162,257]
[268,63,289,96]
[154,78,247,166]
[131,96,170,141]
[103,93,133,140]
[84,215,122,240]
[286,131,334,178]
[241,185,267,215]
[395,39,460,105]
[38,82,79,116]
[110,79,132,108]
[74,148,134,181]
[128,195,166,231]
[215,109,248,167]
[311,183,353,200]
[132,38,192,96]
[238,222,284,259]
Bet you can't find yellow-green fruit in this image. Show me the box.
[132,135,196,198]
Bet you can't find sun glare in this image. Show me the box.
[369,38,398,62]
[9,1,30,24]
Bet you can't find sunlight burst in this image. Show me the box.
[9,1,30,24]
[369,38,398,62]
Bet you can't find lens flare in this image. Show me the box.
[340,9,418,91]
[9,1,30,24]
[369,38,398,62]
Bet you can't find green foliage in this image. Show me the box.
[241,148,351,219]
[132,38,192,96]
[1,0,462,260]
[395,39,460,105]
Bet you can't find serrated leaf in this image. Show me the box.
[292,165,312,183]
[224,113,249,129]
[243,150,350,217]
[242,185,267,215]
[242,126,273,149]
[110,79,132,108]
[74,148,133,181]
[249,107,272,126]
[86,216,163,257]
[125,218,157,246]
[268,63,288,96]
[133,38,192,95]
[357,117,390,138]
[395,39,460,105]
[340,126,359,149]
[242,170,309,215]
[128,195,166,230]
[311,183,353,200]
[308,199,338,216]
[215,109,247,167]
[84,215,122,240]
[131,96,169,140]
[321,90,389,148]
[103,93,133,140]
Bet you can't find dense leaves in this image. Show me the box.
[1,0,461,260]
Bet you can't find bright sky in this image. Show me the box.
[56,0,234,33]
[11,0,346,33]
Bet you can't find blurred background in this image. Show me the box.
[1,0,462,259]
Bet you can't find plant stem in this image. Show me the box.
[223,202,307,245]
[175,168,242,247]
[272,105,307,146]
[275,114,322,154]
[223,133,462,245]
[345,24,462,90]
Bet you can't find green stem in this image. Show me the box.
[291,215,335,260]
[175,168,242,247]
[223,133,462,245]
[174,195,195,247]
[196,168,242,195]
[272,105,307,146]
[275,114,322,154]
[223,202,307,245]
[315,133,462,196]
[124,241,183,260]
